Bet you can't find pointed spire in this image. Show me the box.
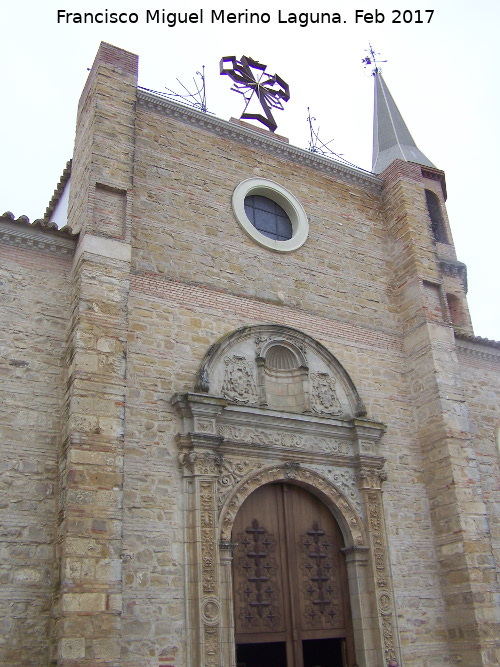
[372,70,435,174]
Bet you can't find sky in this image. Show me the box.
[2,0,499,340]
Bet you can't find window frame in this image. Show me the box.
[232,178,309,252]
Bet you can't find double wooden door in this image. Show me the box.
[232,483,355,667]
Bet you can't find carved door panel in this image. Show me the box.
[232,483,355,667]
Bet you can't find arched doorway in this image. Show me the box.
[232,483,355,667]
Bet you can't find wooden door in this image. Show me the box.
[232,483,355,667]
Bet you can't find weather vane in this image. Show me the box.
[164,66,208,112]
[220,55,290,133]
[362,43,387,75]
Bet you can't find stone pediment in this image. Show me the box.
[194,324,366,420]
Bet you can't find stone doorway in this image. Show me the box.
[232,483,355,667]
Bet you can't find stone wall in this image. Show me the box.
[457,338,500,611]
[0,220,74,665]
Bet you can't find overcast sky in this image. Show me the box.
[2,0,499,340]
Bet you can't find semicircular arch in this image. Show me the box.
[219,464,367,549]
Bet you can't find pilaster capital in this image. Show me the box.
[172,392,227,434]
[351,417,386,456]
[177,446,225,477]
[354,457,388,490]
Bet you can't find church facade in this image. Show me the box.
[1,42,499,667]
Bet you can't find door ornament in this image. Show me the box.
[300,521,342,628]
[235,519,281,630]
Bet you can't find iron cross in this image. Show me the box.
[220,55,290,133]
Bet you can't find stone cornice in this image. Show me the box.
[0,217,76,257]
[455,334,500,361]
[137,89,383,194]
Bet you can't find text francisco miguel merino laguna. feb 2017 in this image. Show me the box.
[56,8,435,27]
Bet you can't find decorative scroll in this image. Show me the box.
[194,365,209,392]
[221,355,258,404]
[217,423,350,455]
[235,519,281,631]
[217,458,262,511]
[311,372,343,416]
[327,469,362,516]
[300,522,342,629]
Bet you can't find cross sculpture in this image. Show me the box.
[220,55,290,133]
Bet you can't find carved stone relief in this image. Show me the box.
[221,355,258,404]
[217,423,351,455]
[255,333,307,359]
[201,598,221,625]
[359,467,388,490]
[284,461,300,479]
[310,372,344,416]
[179,451,224,477]
[198,479,222,667]
[313,467,362,517]
[195,325,366,419]
[217,458,263,511]
[204,625,219,667]
[200,481,218,596]
[195,417,216,434]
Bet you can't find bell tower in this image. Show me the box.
[373,68,498,665]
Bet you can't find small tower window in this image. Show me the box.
[244,195,293,242]
[425,189,448,243]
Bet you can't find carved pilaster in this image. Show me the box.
[184,475,223,667]
[219,541,238,667]
[357,466,399,666]
[172,394,228,667]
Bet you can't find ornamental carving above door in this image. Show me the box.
[232,483,355,667]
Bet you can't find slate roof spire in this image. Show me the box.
[372,70,435,174]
